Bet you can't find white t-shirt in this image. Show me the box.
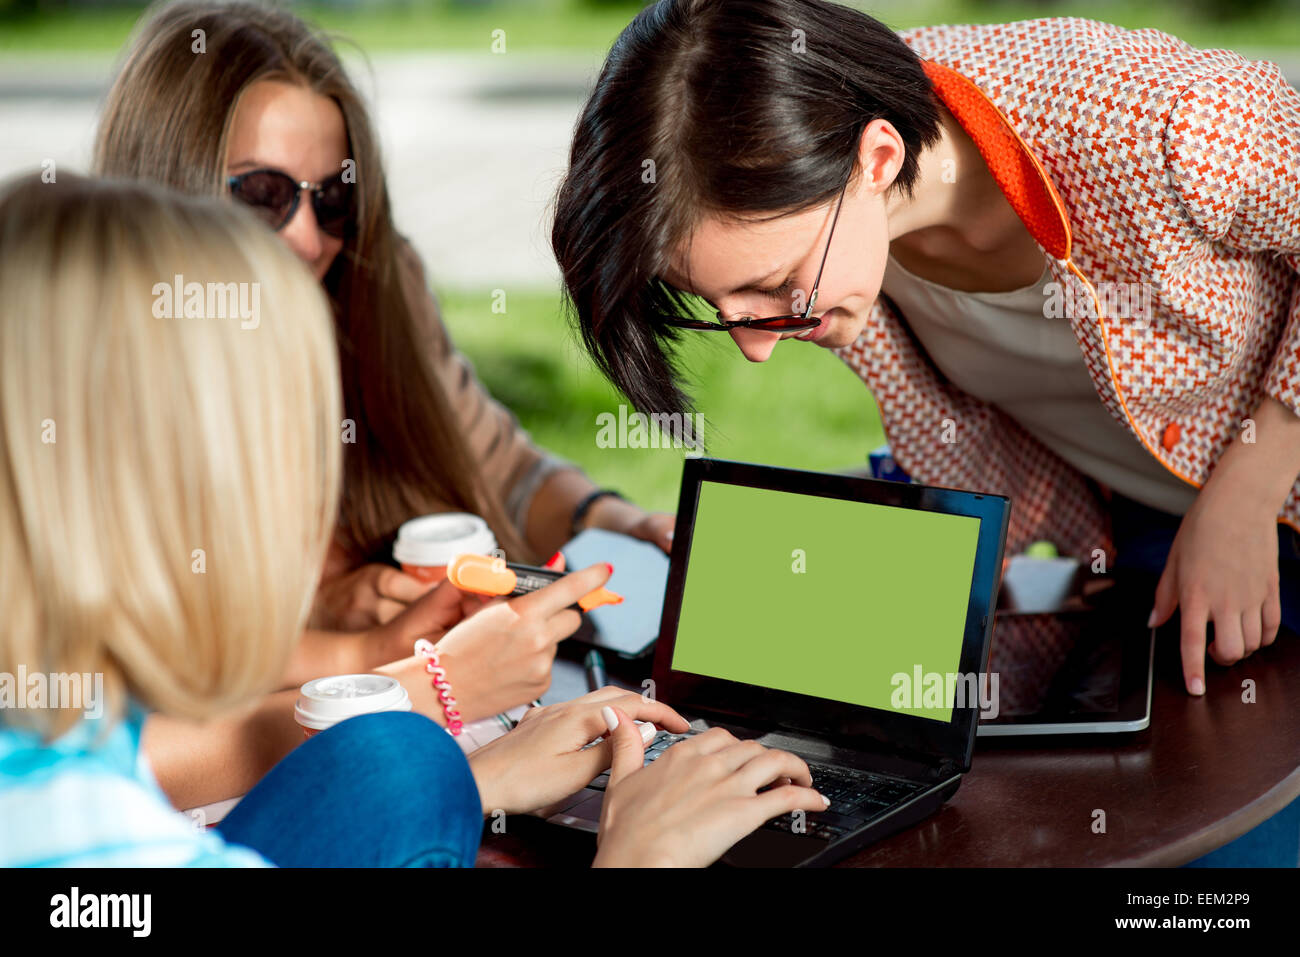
[880,253,1198,516]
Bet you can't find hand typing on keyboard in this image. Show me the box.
[760,764,926,841]
[465,688,691,817]
[591,709,829,868]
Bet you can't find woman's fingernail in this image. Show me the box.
[666,530,674,541]
[544,551,562,569]
[1190,677,1205,696]
[1146,609,1157,628]
[639,722,657,745]
[821,793,830,807]
[601,705,618,733]
[605,562,614,575]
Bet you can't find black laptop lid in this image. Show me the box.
[653,458,1010,772]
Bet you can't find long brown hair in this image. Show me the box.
[94,0,532,564]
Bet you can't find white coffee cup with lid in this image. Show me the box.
[392,512,498,584]
[294,674,412,738]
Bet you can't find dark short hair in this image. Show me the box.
[552,0,940,427]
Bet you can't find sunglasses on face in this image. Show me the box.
[663,174,851,332]
[227,167,352,239]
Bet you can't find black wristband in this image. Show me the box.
[571,488,626,537]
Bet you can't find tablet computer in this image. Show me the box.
[560,527,668,658]
[976,568,1157,736]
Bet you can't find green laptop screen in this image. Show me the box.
[669,481,981,722]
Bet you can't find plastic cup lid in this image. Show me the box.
[294,674,412,730]
[392,512,498,567]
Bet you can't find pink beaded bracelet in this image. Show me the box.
[413,638,463,736]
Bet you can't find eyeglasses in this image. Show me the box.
[663,175,850,332]
[227,168,352,239]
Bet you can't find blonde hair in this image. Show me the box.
[0,172,342,737]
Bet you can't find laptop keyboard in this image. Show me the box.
[584,729,928,842]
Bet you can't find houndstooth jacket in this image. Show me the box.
[834,18,1300,569]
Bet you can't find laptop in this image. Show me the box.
[542,457,1010,867]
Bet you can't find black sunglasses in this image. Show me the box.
[227,168,352,239]
[664,175,850,332]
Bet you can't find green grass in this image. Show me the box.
[434,286,885,512]
[1,1,1298,55]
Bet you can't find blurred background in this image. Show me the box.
[1,0,1297,511]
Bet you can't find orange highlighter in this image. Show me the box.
[446,553,623,611]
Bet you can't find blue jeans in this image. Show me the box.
[217,711,482,867]
[1107,492,1300,867]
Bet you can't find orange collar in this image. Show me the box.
[920,60,1072,261]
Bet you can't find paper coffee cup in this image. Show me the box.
[1001,555,1083,613]
[294,674,412,738]
[392,513,498,583]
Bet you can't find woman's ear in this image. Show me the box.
[855,118,907,196]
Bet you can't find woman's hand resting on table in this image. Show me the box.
[1149,465,1282,696]
[1147,397,1300,696]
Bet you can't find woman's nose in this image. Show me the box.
[279,194,324,265]
[728,325,781,362]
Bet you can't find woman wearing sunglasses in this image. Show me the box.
[95,0,674,627]
[552,0,1300,865]
[91,0,673,809]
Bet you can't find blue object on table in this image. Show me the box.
[868,444,911,483]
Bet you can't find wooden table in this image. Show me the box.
[477,627,1300,867]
